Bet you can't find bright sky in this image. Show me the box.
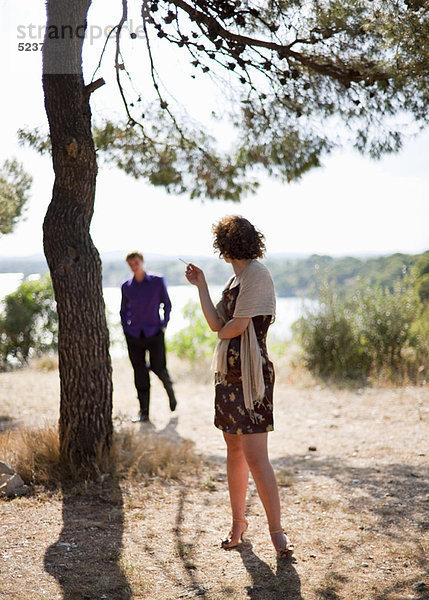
[1,0,428,259]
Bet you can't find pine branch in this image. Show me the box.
[167,0,388,85]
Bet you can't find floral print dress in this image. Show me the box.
[214,284,275,434]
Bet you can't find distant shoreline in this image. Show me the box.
[0,248,427,299]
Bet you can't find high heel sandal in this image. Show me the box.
[221,518,248,549]
[270,529,295,558]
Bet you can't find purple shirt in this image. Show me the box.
[120,272,172,338]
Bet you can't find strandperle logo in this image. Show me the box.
[16,19,144,47]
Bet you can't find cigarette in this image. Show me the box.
[178,258,188,265]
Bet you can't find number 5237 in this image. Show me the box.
[18,42,43,51]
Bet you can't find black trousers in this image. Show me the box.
[125,330,176,417]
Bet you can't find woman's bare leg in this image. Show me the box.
[241,432,291,552]
[223,432,249,544]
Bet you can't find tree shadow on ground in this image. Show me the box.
[44,483,131,600]
[273,455,429,538]
[135,416,213,596]
[271,455,429,600]
[173,487,208,597]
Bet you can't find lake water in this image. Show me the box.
[0,274,313,355]
[103,285,313,342]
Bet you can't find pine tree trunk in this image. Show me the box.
[42,0,113,471]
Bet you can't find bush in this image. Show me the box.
[417,273,429,304]
[0,275,58,368]
[295,284,370,380]
[355,279,419,373]
[407,306,429,383]
[167,300,217,363]
[295,277,427,383]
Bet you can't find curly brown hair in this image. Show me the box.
[212,215,266,259]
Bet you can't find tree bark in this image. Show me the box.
[42,0,113,471]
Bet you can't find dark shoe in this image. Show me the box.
[132,413,149,423]
[163,381,177,412]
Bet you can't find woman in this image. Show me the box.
[185,215,294,558]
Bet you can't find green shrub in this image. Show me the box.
[168,300,216,363]
[295,277,426,383]
[414,252,429,304]
[415,251,429,277]
[355,280,419,373]
[295,284,370,380]
[407,306,429,382]
[0,275,58,367]
[417,273,429,304]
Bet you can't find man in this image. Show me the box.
[120,251,177,422]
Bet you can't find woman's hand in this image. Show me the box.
[185,263,206,288]
[185,263,223,331]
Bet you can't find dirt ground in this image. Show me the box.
[1,355,428,600]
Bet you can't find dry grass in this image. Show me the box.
[113,426,202,482]
[0,356,428,600]
[31,354,59,372]
[0,423,202,489]
[0,424,61,486]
